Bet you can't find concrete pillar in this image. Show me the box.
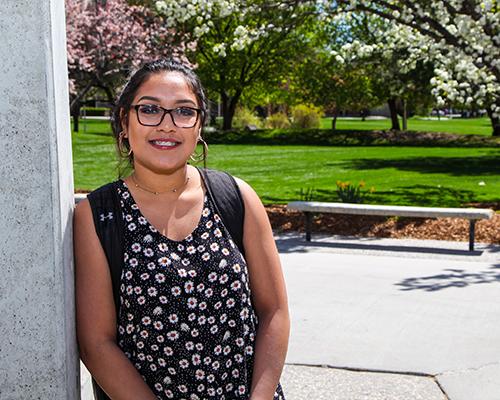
[0,1,78,399]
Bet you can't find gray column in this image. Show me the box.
[0,1,78,399]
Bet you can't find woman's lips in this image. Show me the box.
[149,139,181,150]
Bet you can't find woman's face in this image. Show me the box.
[124,71,201,174]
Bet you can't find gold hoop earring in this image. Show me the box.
[118,131,132,156]
[190,137,208,163]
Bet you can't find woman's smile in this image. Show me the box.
[149,138,182,150]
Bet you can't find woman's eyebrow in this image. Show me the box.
[136,96,197,106]
[137,96,160,102]
[175,99,197,106]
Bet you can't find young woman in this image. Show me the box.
[74,59,290,400]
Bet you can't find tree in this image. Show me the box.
[154,0,316,130]
[65,0,175,131]
[331,12,436,130]
[316,0,500,135]
[137,0,500,134]
[293,53,378,130]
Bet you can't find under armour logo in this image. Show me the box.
[100,212,114,221]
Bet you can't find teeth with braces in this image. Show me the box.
[152,140,178,146]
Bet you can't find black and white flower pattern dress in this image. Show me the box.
[116,181,285,400]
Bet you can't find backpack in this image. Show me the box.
[86,167,245,400]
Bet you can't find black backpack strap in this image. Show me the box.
[86,181,124,400]
[197,167,245,257]
[87,181,124,318]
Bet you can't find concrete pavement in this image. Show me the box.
[277,234,500,400]
[80,234,500,399]
[281,364,445,400]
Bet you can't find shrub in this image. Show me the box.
[336,180,375,204]
[232,107,262,129]
[265,112,291,129]
[291,104,322,129]
[297,187,316,201]
[81,106,110,117]
[202,128,500,147]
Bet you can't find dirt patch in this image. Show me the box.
[266,205,500,245]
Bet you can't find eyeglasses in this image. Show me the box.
[131,104,201,128]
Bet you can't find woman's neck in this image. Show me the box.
[130,164,191,195]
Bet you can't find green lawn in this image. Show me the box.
[320,117,494,136]
[205,145,499,207]
[73,119,500,207]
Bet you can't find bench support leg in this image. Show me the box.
[469,220,477,252]
[305,212,312,242]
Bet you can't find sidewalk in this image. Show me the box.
[81,234,500,399]
[277,234,500,400]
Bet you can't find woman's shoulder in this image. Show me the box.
[75,180,122,225]
[88,180,122,196]
[196,166,248,186]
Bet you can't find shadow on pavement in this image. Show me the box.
[275,235,487,257]
[395,265,500,291]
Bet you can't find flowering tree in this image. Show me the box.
[329,13,436,130]
[66,0,176,131]
[151,0,499,134]
[154,0,315,130]
[318,0,500,135]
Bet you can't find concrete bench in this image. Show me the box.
[287,201,495,251]
[74,193,87,204]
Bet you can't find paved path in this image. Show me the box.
[80,234,500,399]
[277,234,500,400]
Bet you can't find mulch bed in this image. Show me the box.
[76,187,499,244]
[266,205,500,245]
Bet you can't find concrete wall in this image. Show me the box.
[0,1,79,398]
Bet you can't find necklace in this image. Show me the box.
[130,174,190,195]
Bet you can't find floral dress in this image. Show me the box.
[115,181,285,400]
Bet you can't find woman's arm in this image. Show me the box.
[74,199,157,400]
[235,178,291,400]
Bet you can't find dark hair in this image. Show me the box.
[111,58,208,167]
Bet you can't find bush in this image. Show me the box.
[291,104,322,129]
[232,107,262,129]
[297,187,316,201]
[202,128,500,147]
[81,107,110,117]
[336,180,374,203]
[265,112,291,129]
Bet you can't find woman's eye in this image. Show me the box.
[139,105,160,114]
[175,107,196,117]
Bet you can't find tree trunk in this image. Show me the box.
[360,109,366,122]
[331,109,338,131]
[487,105,500,136]
[221,91,241,130]
[388,98,400,130]
[402,99,408,130]
[101,85,115,105]
[70,101,81,132]
[69,81,94,132]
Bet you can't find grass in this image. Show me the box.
[72,118,500,208]
[320,117,494,136]
[205,145,500,207]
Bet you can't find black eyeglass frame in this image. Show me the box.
[130,104,202,128]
